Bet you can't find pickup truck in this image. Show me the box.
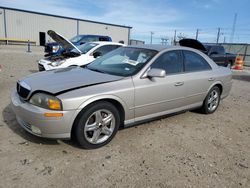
[179,39,236,67]
[44,32,112,56]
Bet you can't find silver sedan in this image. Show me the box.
[11,45,232,149]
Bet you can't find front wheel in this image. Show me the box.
[74,101,120,149]
[201,86,221,114]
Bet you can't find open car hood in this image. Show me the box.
[47,30,81,54]
[179,38,207,53]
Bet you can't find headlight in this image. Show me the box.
[50,60,66,67]
[29,93,62,110]
[52,45,60,53]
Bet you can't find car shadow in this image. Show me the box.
[2,104,76,146]
[119,110,188,130]
[232,74,250,82]
[29,70,38,73]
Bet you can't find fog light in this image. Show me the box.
[31,125,41,134]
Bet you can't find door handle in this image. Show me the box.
[175,82,184,86]
[208,77,215,81]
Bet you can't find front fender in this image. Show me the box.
[77,94,129,111]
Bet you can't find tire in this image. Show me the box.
[201,86,221,114]
[227,60,233,68]
[74,101,120,149]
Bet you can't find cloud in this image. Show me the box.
[191,0,221,9]
[0,0,229,43]
[0,0,187,43]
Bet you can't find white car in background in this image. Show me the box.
[38,31,124,71]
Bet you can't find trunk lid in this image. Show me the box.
[179,38,207,53]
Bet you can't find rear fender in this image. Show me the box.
[206,81,223,96]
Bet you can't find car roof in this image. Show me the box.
[89,41,125,46]
[127,44,172,51]
[78,35,110,38]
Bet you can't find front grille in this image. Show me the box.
[38,64,45,71]
[16,82,30,99]
[44,45,52,53]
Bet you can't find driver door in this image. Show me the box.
[133,50,187,120]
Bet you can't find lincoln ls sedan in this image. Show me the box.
[11,45,232,149]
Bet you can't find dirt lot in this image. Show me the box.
[0,45,250,188]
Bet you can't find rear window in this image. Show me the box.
[206,45,225,55]
[99,37,110,41]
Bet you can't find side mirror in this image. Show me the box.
[146,68,166,78]
[93,51,102,58]
[80,42,85,45]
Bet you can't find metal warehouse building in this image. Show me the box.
[0,6,132,45]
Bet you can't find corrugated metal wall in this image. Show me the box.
[78,21,129,44]
[0,7,130,45]
[0,8,6,38]
[5,9,77,44]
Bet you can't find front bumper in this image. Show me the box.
[38,61,55,71]
[11,90,77,139]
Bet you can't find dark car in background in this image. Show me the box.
[179,39,236,67]
[44,32,112,56]
[204,44,236,67]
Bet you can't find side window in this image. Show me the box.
[110,45,122,51]
[183,50,211,72]
[99,37,109,41]
[93,45,117,56]
[217,46,225,54]
[151,51,183,74]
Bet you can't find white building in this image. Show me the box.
[0,6,132,45]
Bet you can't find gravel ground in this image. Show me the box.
[0,45,250,188]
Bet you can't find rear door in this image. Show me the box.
[181,50,214,105]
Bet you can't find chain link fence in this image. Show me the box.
[223,44,250,67]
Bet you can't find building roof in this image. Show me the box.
[0,6,132,29]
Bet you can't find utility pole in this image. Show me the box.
[216,27,221,44]
[195,29,199,40]
[173,30,177,45]
[150,31,154,44]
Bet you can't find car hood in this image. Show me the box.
[47,30,81,54]
[20,67,123,95]
[179,38,207,53]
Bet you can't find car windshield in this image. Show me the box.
[70,35,83,43]
[86,47,158,77]
[71,43,98,54]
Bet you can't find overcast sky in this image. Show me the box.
[1,0,250,44]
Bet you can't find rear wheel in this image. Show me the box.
[201,86,221,114]
[74,101,120,149]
